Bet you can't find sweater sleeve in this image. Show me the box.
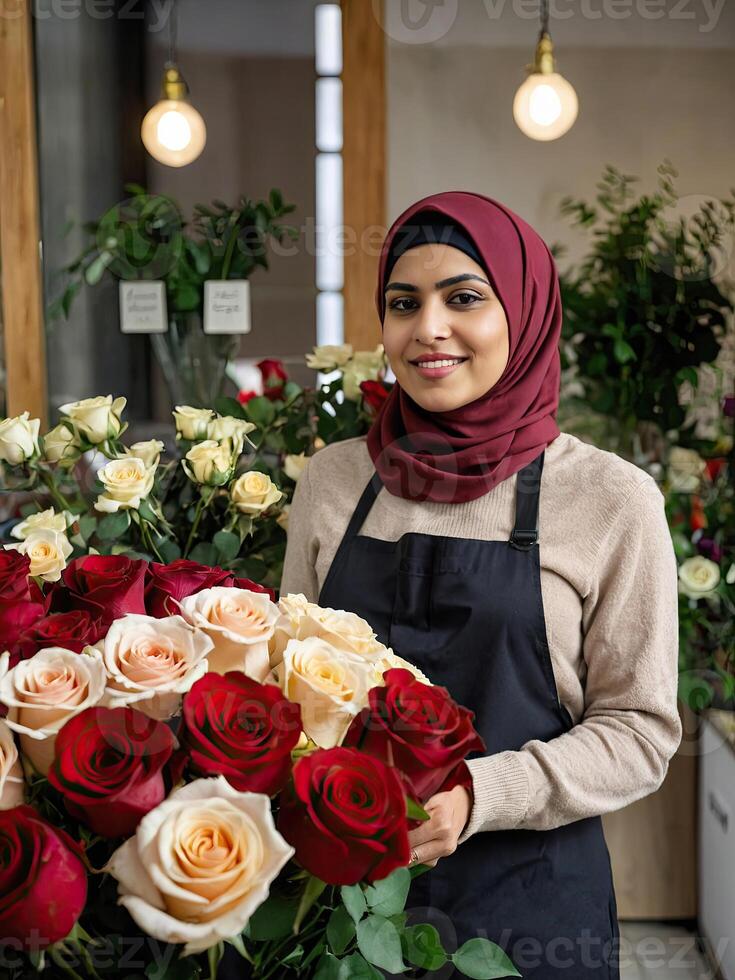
[278,460,320,603]
[457,475,682,843]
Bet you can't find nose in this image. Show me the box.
[412,293,451,345]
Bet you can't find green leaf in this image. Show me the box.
[96,510,131,540]
[214,396,248,420]
[327,905,356,955]
[363,867,410,917]
[340,884,367,924]
[188,542,220,567]
[78,514,97,541]
[244,396,277,427]
[314,951,342,980]
[84,250,113,285]
[138,498,157,523]
[355,914,406,973]
[406,797,430,821]
[451,937,521,978]
[337,952,383,979]
[402,923,448,971]
[214,530,240,562]
[613,337,637,364]
[158,538,182,563]
[247,893,298,940]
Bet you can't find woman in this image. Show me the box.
[280,191,682,978]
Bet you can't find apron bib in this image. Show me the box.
[317,450,621,979]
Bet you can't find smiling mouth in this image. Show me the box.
[410,357,469,369]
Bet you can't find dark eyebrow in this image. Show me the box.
[384,273,490,293]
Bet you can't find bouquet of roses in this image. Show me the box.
[0,553,518,979]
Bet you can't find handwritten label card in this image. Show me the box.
[203,280,251,335]
[119,281,168,334]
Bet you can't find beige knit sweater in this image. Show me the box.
[279,431,683,845]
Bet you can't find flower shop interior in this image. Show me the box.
[0,1,734,979]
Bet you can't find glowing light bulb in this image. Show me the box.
[513,34,578,141]
[141,66,206,167]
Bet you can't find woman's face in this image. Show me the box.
[382,243,510,413]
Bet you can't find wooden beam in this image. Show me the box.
[0,1,47,425]
[340,0,386,351]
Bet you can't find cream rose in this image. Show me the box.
[278,637,377,748]
[369,648,432,687]
[207,415,256,453]
[342,345,386,401]
[0,412,40,464]
[10,507,71,540]
[0,647,106,774]
[283,453,308,483]
[42,422,80,466]
[668,447,707,493]
[678,556,721,599]
[179,587,280,679]
[4,528,73,582]
[99,614,213,720]
[105,776,294,955]
[305,343,354,371]
[230,471,283,515]
[94,456,156,513]
[59,395,126,444]
[0,720,24,810]
[173,405,214,441]
[183,440,234,486]
[126,439,165,469]
[269,595,387,670]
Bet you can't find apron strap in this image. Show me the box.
[341,469,383,543]
[509,449,545,551]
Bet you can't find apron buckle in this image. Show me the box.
[509,528,538,550]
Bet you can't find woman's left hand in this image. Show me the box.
[407,785,473,868]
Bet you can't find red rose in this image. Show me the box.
[360,379,390,414]
[0,550,34,602]
[342,667,485,804]
[47,554,147,637]
[705,458,726,481]
[0,601,45,668]
[47,705,176,839]
[224,575,276,603]
[180,672,302,794]
[145,559,232,617]
[15,610,99,660]
[277,746,410,885]
[237,389,258,405]
[0,805,87,950]
[257,358,287,401]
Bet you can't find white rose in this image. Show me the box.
[105,776,294,956]
[94,456,156,513]
[0,412,40,464]
[126,439,165,469]
[207,415,256,453]
[183,440,234,486]
[678,556,721,599]
[283,453,308,483]
[0,647,107,774]
[4,528,73,582]
[342,347,386,402]
[173,405,214,441]
[305,343,354,371]
[11,507,71,540]
[42,423,80,465]
[230,471,283,515]
[667,447,707,493]
[98,614,213,720]
[0,720,24,810]
[179,586,280,679]
[59,395,126,444]
[269,595,386,670]
[278,637,377,748]
[726,563,735,586]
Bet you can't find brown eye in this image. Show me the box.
[448,291,482,306]
[388,297,418,312]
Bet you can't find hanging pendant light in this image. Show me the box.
[141,0,206,167]
[513,0,578,142]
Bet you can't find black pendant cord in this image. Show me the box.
[167,0,178,67]
[539,0,550,37]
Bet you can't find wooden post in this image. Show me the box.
[340,0,386,351]
[0,0,47,424]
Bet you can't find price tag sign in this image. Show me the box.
[119,281,168,334]
[203,280,251,335]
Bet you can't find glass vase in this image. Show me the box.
[151,311,239,408]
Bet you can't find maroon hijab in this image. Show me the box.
[366,191,562,504]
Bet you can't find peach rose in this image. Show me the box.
[0,647,106,774]
[179,587,279,680]
[0,720,24,809]
[105,776,294,955]
[98,614,213,720]
[277,636,378,749]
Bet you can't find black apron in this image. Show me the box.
[317,450,621,979]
